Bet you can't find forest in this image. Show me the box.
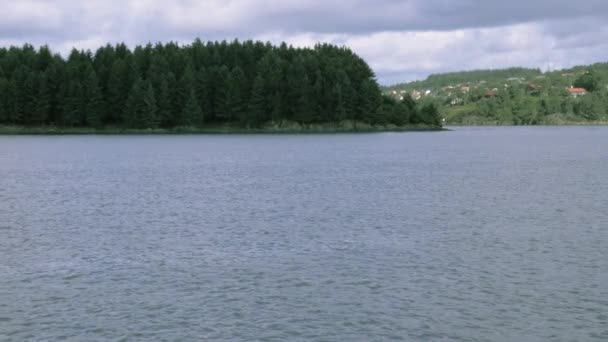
[0,40,441,131]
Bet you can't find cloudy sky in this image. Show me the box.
[1,0,608,84]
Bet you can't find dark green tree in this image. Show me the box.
[84,69,104,128]
[141,81,159,128]
[181,88,203,127]
[226,66,247,121]
[32,71,51,125]
[574,71,600,92]
[247,73,266,127]
[124,78,144,128]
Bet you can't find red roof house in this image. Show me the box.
[567,88,587,97]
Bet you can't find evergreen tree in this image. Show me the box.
[226,66,247,121]
[293,75,315,124]
[359,79,382,124]
[0,77,7,123]
[63,80,84,127]
[141,81,159,128]
[124,78,144,128]
[247,74,266,127]
[107,59,129,124]
[196,67,210,118]
[177,63,197,124]
[214,65,230,120]
[157,77,173,127]
[84,69,104,128]
[32,71,50,125]
[181,89,203,127]
[5,79,19,124]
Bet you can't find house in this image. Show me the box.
[567,87,587,97]
[484,90,496,97]
[506,77,525,83]
[527,83,542,95]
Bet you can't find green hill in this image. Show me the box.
[383,63,608,125]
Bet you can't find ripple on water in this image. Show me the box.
[1,129,608,341]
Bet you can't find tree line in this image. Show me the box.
[0,40,441,129]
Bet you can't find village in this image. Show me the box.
[385,71,593,106]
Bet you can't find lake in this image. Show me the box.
[1,127,607,341]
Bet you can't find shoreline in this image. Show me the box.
[0,124,445,135]
[444,122,608,127]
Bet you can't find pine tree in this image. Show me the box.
[0,77,7,123]
[107,59,129,124]
[247,74,266,127]
[32,71,51,125]
[141,81,159,128]
[165,72,180,125]
[359,79,382,124]
[176,64,197,125]
[311,71,324,122]
[226,66,246,121]
[13,66,33,125]
[124,78,144,128]
[181,89,203,127]
[332,83,346,122]
[63,80,84,127]
[157,77,172,127]
[196,67,210,118]
[214,65,230,120]
[84,69,104,128]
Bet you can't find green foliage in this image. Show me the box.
[181,89,203,127]
[142,81,160,128]
[247,74,266,127]
[124,78,144,128]
[573,70,601,92]
[388,63,608,125]
[0,40,440,129]
[226,66,247,121]
[157,77,172,127]
[84,69,104,128]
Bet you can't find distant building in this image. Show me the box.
[567,87,587,97]
[527,83,542,95]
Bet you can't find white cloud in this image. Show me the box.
[1,1,608,83]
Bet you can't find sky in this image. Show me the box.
[1,0,608,84]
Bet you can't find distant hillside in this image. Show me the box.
[385,67,542,92]
[383,63,608,125]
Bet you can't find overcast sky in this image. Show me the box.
[1,0,608,84]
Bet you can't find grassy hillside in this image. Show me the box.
[383,63,608,125]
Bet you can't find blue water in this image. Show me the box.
[1,127,607,341]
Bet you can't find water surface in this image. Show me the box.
[1,127,607,341]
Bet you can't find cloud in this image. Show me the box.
[1,0,608,83]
